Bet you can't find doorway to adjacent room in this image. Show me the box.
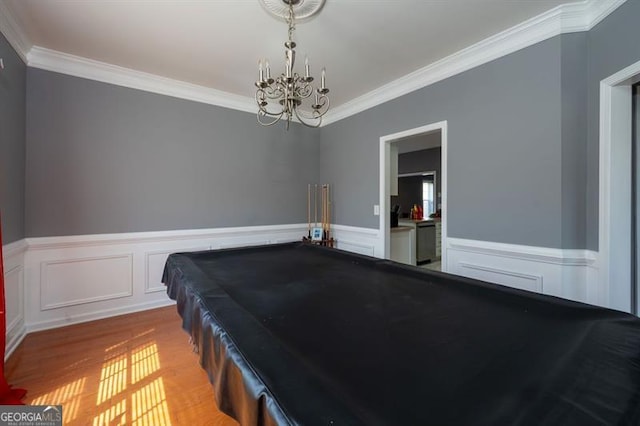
[600,60,640,315]
[379,121,448,271]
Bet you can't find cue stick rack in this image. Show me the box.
[303,183,336,248]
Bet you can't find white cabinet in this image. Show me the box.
[390,226,415,265]
[398,219,442,264]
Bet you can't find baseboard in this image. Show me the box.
[26,298,176,333]
[5,321,26,361]
[446,237,601,307]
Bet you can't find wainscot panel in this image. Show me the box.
[446,238,601,308]
[23,224,307,332]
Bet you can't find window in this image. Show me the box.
[422,180,435,216]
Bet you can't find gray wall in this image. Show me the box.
[15,0,640,248]
[0,33,26,244]
[561,33,588,249]
[320,35,567,248]
[586,0,640,250]
[398,147,442,210]
[26,69,319,237]
[320,0,640,251]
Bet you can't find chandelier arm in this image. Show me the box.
[269,80,290,100]
[264,85,285,99]
[256,90,288,117]
[295,80,314,99]
[293,106,322,128]
[257,110,286,126]
[315,94,330,115]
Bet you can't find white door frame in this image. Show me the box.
[599,59,640,313]
[379,121,448,270]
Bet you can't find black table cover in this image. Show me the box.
[163,242,640,426]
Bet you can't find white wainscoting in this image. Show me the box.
[3,224,607,360]
[331,225,382,258]
[2,240,28,360]
[22,224,308,334]
[41,254,134,310]
[446,238,601,307]
[337,228,602,308]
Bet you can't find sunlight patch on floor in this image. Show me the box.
[93,340,170,425]
[132,377,171,426]
[31,377,86,423]
[93,399,127,425]
[132,343,160,384]
[97,353,128,404]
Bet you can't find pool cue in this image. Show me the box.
[324,185,329,239]
[327,184,331,240]
[307,184,311,238]
[314,184,318,227]
[326,185,329,234]
[320,184,324,239]
[322,185,327,238]
[320,184,324,240]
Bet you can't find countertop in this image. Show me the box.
[398,218,440,225]
[390,225,413,233]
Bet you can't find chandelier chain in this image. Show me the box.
[287,2,295,43]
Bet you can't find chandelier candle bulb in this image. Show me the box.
[259,60,264,82]
[321,67,326,89]
[266,60,272,81]
[305,56,310,78]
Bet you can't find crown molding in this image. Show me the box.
[27,47,257,113]
[321,0,626,126]
[0,1,31,62]
[1,0,626,122]
[587,0,628,29]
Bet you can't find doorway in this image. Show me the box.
[379,121,448,271]
[634,83,639,314]
[599,60,640,314]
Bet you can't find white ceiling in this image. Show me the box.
[1,0,593,111]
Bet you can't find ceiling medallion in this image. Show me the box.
[258,0,326,23]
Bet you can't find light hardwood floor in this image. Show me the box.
[5,306,238,426]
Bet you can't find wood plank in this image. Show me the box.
[5,306,238,426]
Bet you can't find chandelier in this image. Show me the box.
[255,0,329,129]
